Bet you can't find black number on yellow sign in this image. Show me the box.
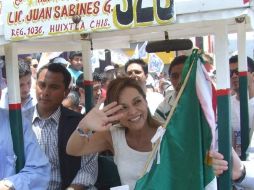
[157,0,174,21]
[114,0,174,28]
[115,0,133,25]
[136,0,153,23]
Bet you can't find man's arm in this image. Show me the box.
[210,149,254,189]
[239,160,254,187]
[4,118,51,190]
[69,154,98,190]
[154,92,175,124]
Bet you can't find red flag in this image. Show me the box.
[243,0,250,4]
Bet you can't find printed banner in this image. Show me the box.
[3,0,175,41]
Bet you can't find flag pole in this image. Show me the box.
[215,21,232,189]
[4,43,25,172]
[237,19,249,161]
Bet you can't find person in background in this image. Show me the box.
[202,53,216,84]
[67,77,161,190]
[125,58,163,115]
[62,90,82,113]
[76,73,103,111]
[154,55,188,123]
[30,58,39,90]
[104,65,116,81]
[50,57,69,68]
[18,60,37,110]
[229,55,254,157]
[146,84,155,93]
[125,59,148,90]
[67,51,83,83]
[31,63,97,190]
[99,65,117,100]
[203,53,215,74]
[0,58,6,89]
[0,65,51,190]
[93,80,102,105]
[92,73,104,103]
[158,78,173,97]
[0,59,37,112]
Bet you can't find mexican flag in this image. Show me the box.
[243,0,250,4]
[135,50,217,190]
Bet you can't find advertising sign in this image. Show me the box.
[3,0,175,41]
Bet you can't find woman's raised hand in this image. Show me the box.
[77,98,123,132]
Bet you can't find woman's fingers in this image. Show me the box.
[80,100,123,132]
[103,101,118,112]
[104,105,123,116]
[107,112,123,122]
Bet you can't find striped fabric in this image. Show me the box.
[32,106,98,190]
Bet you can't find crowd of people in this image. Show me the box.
[0,51,253,190]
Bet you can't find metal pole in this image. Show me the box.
[4,43,25,172]
[214,21,232,190]
[81,39,93,112]
[237,18,249,161]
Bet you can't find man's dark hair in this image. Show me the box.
[168,55,188,75]
[229,55,254,73]
[146,84,155,91]
[76,74,84,88]
[124,59,148,75]
[37,63,71,89]
[93,72,103,82]
[19,59,31,78]
[69,51,82,60]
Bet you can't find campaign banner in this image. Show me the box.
[3,0,175,41]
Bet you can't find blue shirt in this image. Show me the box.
[0,108,51,190]
[67,67,83,84]
[0,88,37,112]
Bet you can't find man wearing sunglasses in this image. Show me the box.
[229,55,254,158]
[154,55,187,123]
[210,55,254,190]
[124,58,164,115]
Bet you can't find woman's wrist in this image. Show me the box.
[76,126,91,138]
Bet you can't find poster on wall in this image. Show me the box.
[3,0,175,41]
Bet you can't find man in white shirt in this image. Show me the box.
[124,58,164,115]
[154,55,187,123]
[31,63,97,190]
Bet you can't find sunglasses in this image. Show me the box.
[31,64,38,69]
[127,70,142,76]
[230,69,238,77]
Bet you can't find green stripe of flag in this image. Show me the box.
[135,50,216,190]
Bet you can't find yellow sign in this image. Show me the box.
[3,0,175,41]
